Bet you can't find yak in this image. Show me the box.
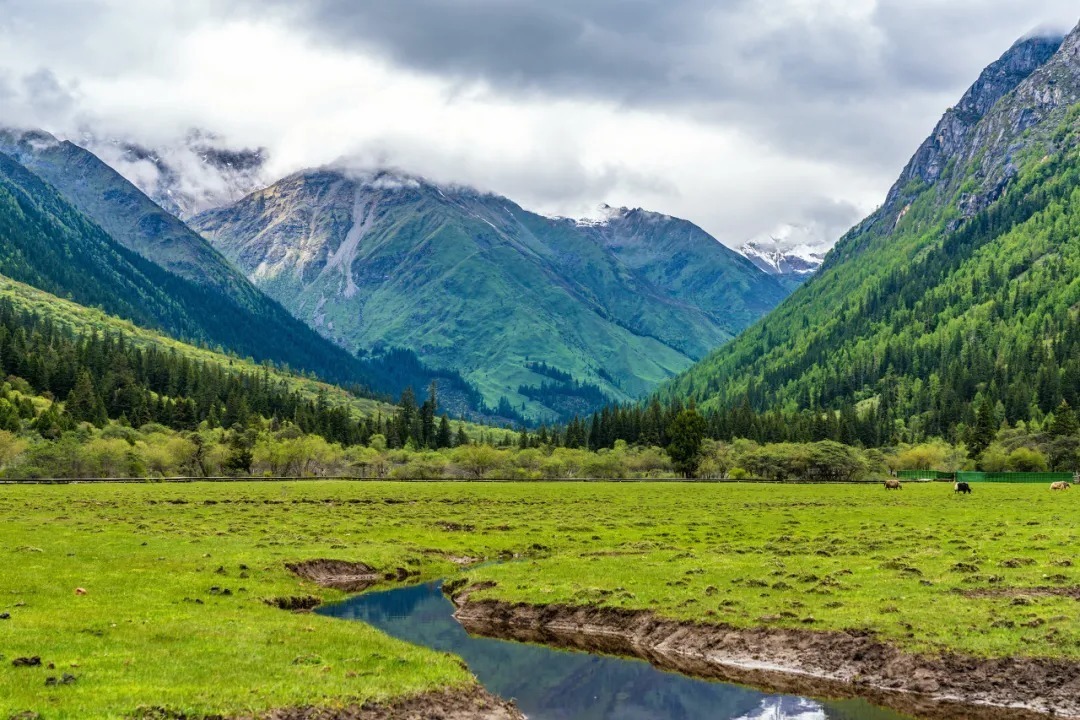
[884,479,902,490]
[954,482,972,494]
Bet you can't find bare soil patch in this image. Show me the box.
[448,584,1080,720]
[285,560,379,592]
[251,687,522,719]
[959,586,1080,601]
[265,596,323,611]
[129,687,522,720]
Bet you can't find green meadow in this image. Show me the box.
[1,481,1077,718]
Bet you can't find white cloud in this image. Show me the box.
[0,1,1075,249]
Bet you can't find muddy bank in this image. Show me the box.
[250,687,522,720]
[285,560,380,592]
[449,585,1080,720]
[131,687,522,720]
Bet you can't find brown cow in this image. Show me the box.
[884,479,902,490]
[1050,481,1070,491]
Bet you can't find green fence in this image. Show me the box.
[955,471,1075,484]
[896,470,955,480]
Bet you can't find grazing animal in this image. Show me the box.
[884,479,902,490]
[1050,481,1070,491]
[954,482,972,494]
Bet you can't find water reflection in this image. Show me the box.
[319,582,909,720]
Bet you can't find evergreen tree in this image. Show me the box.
[968,397,997,459]
[436,415,453,449]
[667,407,707,478]
[66,371,107,427]
[1049,400,1079,437]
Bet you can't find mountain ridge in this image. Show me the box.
[0,137,433,397]
[663,20,1080,445]
[192,168,788,421]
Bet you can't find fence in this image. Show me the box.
[955,471,1075,484]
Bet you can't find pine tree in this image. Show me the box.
[421,382,438,448]
[1049,400,1079,437]
[436,415,453,449]
[667,407,707,478]
[968,397,997,459]
[66,371,107,427]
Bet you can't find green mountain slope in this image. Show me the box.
[0,147,380,389]
[0,130,265,305]
[191,173,786,421]
[666,25,1080,445]
[0,272,514,444]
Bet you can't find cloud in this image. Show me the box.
[0,1,1076,249]
[268,1,1079,165]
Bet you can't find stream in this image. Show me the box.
[318,581,912,720]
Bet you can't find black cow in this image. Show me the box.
[954,482,972,494]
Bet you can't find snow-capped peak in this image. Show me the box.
[568,203,623,227]
[569,203,676,228]
[739,224,831,278]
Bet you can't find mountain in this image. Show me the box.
[74,129,270,220]
[665,24,1080,444]
[0,139,387,392]
[578,205,787,329]
[191,173,788,421]
[0,128,272,306]
[739,237,826,289]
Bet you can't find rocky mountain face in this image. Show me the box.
[829,30,1067,268]
[191,173,788,421]
[667,20,1080,433]
[76,129,270,220]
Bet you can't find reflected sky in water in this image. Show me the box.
[319,582,910,720]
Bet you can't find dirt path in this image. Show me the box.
[449,584,1080,720]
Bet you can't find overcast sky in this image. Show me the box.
[0,1,1077,248]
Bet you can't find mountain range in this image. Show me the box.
[190,172,789,421]
[6,20,1072,433]
[0,124,798,423]
[666,24,1080,442]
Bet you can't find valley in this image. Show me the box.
[0,5,1078,720]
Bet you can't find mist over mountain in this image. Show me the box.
[76,129,271,220]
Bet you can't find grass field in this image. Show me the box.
[1,481,1077,718]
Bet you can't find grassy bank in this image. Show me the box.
[1,481,1077,718]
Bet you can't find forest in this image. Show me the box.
[659,112,1080,463]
